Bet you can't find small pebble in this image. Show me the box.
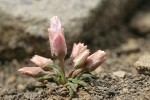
[113,71,126,78]
[117,39,139,54]
[134,55,150,75]
[144,87,149,91]
[6,76,16,84]
[122,88,129,93]
[17,84,26,91]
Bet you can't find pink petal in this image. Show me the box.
[30,55,53,67]
[70,43,88,60]
[48,16,67,59]
[85,50,106,72]
[73,50,90,69]
[71,68,84,78]
[53,33,67,59]
[30,55,53,71]
[48,28,57,40]
[87,56,106,71]
[18,67,49,78]
[70,43,78,59]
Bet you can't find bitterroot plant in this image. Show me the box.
[18,16,107,99]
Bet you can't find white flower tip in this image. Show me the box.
[100,51,105,55]
[18,68,32,74]
[50,16,60,24]
[34,55,38,57]
[30,58,34,61]
[50,16,57,21]
[51,16,58,19]
[50,16,61,33]
[18,69,22,72]
[74,43,77,46]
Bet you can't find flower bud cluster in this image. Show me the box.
[18,16,106,83]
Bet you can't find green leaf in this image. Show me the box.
[51,64,66,84]
[69,78,87,87]
[75,71,85,80]
[36,75,53,82]
[52,64,62,72]
[65,82,78,92]
[67,86,74,99]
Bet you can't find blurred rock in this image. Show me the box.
[94,66,103,76]
[77,90,91,100]
[130,12,150,34]
[0,0,100,37]
[17,84,26,91]
[0,0,147,61]
[6,75,16,84]
[24,92,38,99]
[130,1,150,34]
[113,71,126,78]
[117,39,140,55]
[122,88,129,94]
[134,55,150,75]
[80,0,145,51]
[0,0,100,61]
[34,82,46,88]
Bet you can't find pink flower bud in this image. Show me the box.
[18,67,49,78]
[71,68,84,78]
[85,50,106,72]
[70,43,87,60]
[30,55,53,70]
[48,16,67,60]
[73,50,90,69]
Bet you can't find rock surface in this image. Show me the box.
[131,13,150,34]
[0,0,100,61]
[0,0,100,38]
[0,0,149,61]
[113,71,126,78]
[80,0,145,50]
[0,37,150,99]
[130,0,150,34]
[134,55,150,75]
[117,39,140,55]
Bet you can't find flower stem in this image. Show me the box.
[60,58,65,73]
[59,58,66,84]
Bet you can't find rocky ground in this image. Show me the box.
[0,37,150,100]
[0,0,150,100]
